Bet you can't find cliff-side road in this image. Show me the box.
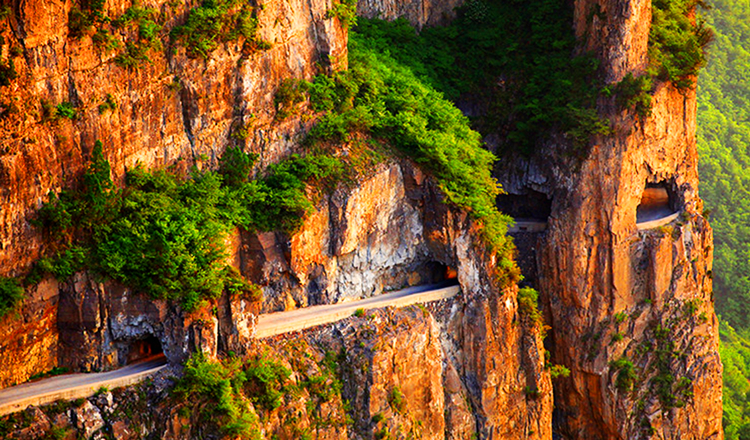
[254,281,461,338]
[0,356,167,416]
[508,210,681,234]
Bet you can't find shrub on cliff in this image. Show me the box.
[650,0,713,90]
[517,287,543,329]
[305,38,517,276]
[171,0,267,59]
[352,9,607,154]
[173,352,262,439]
[32,143,339,311]
[0,276,24,318]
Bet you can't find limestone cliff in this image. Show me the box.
[494,0,723,439]
[0,0,723,439]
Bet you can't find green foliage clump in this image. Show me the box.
[0,276,24,318]
[0,5,12,20]
[517,287,543,329]
[328,0,357,29]
[55,102,77,120]
[610,357,637,392]
[274,78,307,120]
[68,0,106,38]
[92,28,121,51]
[613,0,711,115]
[39,100,77,122]
[243,356,291,411]
[388,386,405,413]
[171,0,265,59]
[353,7,607,154]
[650,0,713,90]
[98,93,117,114]
[614,73,654,118]
[173,353,261,439]
[549,364,571,379]
[33,142,338,310]
[112,6,162,69]
[223,266,263,302]
[649,323,694,410]
[0,57,17,87]
[306,37,516,271]
[218,146,257,188]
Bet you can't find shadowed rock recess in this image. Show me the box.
[0,0,721,439]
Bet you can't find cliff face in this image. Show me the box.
[1,160,552,439]
[0,0,347,275]
[495,0,723,438]
[0,0,346,385]
[0,0,723,439]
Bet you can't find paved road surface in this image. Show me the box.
[507,209,680,234]
[255,281,461,338]
[0,356,167,416]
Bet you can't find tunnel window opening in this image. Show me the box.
[636,182,679,224]
[496,190,552,221]
[422,261,459,286]
[127,335,164,364]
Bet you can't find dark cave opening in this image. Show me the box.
[126,335,164,364]
[496,190,552,221]
[423,261,457,285]
[636,182,679,224]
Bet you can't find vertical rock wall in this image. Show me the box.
[356,0,464,29]
[0,0,347,275]
[495,0,723,438]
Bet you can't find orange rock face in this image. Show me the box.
[495,0,723,438]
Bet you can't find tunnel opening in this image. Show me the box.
[496,190,552,221]
[636,181,679,224]
[126,335,164,364]
[422,261,459,286]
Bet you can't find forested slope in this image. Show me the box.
[697,0,750,437]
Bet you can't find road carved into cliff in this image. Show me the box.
[254,281,461,338]
[0,356,167,416]
[507,210,681,234]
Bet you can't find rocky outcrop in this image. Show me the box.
[493,0,723,438]
[0,0,347,276]
[356,0,464,29]
[1,159,551,439]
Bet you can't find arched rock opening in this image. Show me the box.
[636,181,679,225]
[497,190,552,221]
[125,335,164,364]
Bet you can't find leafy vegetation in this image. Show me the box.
[694,1,750,435]
[173,349,345,439]
[517,287,542,329]
[112,6,162,69]
[173,352,262,439]
[32,141,341,310]
[55,102,77,119]
[171,0,268,59]
[649,0,713,90]
[98,93,117,114]
[610,357,637,392]
[306,34,517,276]
[0,5,11,20]
[0,276,24,318]
[614,0,712,116]
[353,9,607,154]
[328,0,357,29]
[68,0,106,38]
[0,57,17,87]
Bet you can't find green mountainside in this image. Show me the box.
[697,0,750,437]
